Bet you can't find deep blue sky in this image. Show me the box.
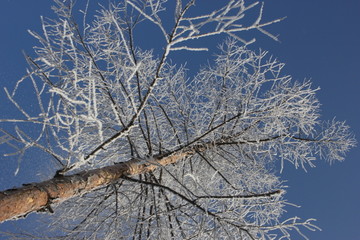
[0,1,359,239]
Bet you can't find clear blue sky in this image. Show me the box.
[0,1,359,239]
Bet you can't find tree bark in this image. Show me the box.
[0,152,189,223]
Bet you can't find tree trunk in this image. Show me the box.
[0,152,189,223]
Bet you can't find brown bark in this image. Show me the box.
[0,152,190,223]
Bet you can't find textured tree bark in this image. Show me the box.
[0,152,189,223]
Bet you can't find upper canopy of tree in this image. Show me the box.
[0,0,356,239]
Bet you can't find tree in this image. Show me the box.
[0,0,356,239]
